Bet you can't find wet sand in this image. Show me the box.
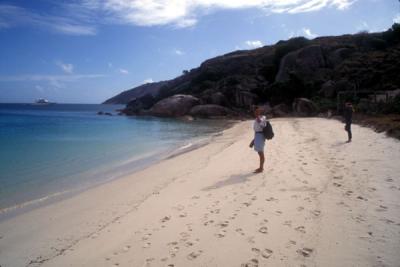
[1,118,399,267]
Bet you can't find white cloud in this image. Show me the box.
[394,14,400,24]
[245,40,263,49]
[286,27,318,39]
[1,1,356,33]
[301,28,318,38]
[52,24,96,35]
[0,74,104,82]
[93,0,356,27]
[143,78,154,84]
[0,4,96,35]
[119,68,129,74]
[174,49,185,55]
[56,61,74,74]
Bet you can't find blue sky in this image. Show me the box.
[0,0,399,103]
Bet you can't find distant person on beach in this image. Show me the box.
[343,102,354,142]
[249,107,267,173]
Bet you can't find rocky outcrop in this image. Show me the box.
[149,94,200,117]
[210,92,229,106]
[275,45,327,83]
[123,94,156,115]
[292,98,318,116]
[189,104,235,118]
[319,80,336,98]
[105,24,400,118]
[234,90,259,108]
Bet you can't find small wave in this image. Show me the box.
[0,189,73,216]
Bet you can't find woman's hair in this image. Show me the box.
[253,106,264,113]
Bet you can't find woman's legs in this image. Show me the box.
[254,151,265,173]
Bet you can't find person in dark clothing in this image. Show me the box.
[343,102,354,142]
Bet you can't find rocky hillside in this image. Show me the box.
[103,81,168,104]
[105,24,400,118]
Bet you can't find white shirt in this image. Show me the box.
[253,115,267,132]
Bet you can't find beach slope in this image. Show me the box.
[1,118,400,267]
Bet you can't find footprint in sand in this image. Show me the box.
[169,245,180,255]
[173,205,185,211]
[285,240,297,248]
[143,242,151,248]
[185,241,194,247]
[210,209,221,214]
[218,221,229,228]
[261,249,273,259]
[144,258,155,266]
[297,248,313,257]
[215,229,227,238]
[345,190,353,196]
[179,212,187,218]
[258,226,268,234]
[236,228,245,236]
[376,205,388,212]
[247,236,255,244]
[243,202,251,207]
[297,206,304,211]
[295,226,306,234]
[179,232,190,241]
[142,233,152,241]
[311,210,321,217]
[252,247,273,258]
[283,220,292,227]
[187,250,203,260]
[228,214,237,220]
[333,182,342,187]
[241,258,259,267]
[204,220,214,226]
[161,216,171,223]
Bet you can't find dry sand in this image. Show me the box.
[0,118,400,267]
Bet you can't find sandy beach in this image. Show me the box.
[1,117,400,267]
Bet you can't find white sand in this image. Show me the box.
[1,118,400,267]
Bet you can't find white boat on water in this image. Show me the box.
[34,98,55,105]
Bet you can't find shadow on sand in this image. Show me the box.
[202,172,256,191]
[331,141,349,147]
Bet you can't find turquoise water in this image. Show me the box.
[0,104,229,212]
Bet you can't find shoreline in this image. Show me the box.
[1,118,399,267]
[0,120,237,221]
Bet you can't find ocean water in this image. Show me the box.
[0,104,230,214]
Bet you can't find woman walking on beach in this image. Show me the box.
[343,102,354,142]
[249,107,267,173]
